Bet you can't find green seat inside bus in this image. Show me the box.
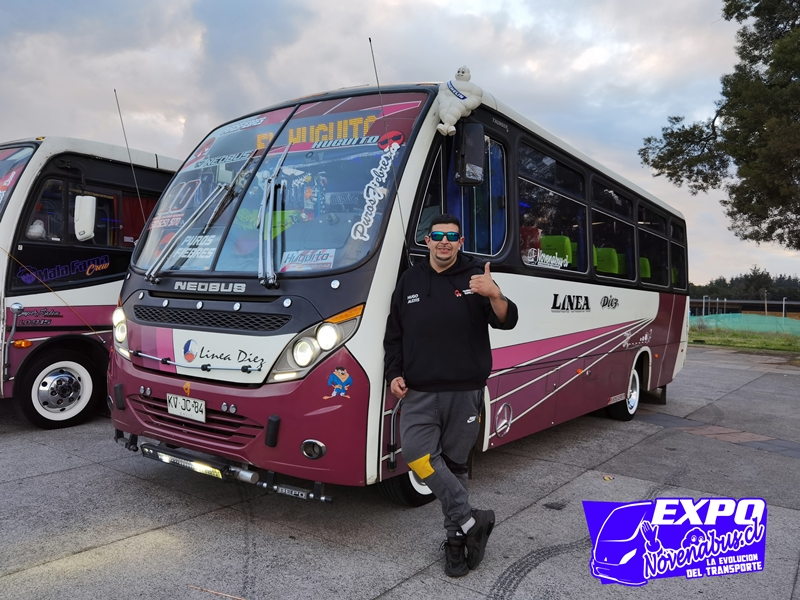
[640,257,651,279]
[595,247,618,274]
[540,235,572,264]
[617,253,627,276]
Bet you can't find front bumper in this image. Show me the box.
[109,345,369,486]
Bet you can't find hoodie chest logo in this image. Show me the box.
[454,289,474,297]
[407,294,420,304]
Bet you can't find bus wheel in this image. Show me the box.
[608,366,640,421]
[378,470,436,507]
[16,350,102,429]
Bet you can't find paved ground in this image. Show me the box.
[1,346,799,599]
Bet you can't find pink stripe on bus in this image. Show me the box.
[491,321,638,371]
[156,327,177,373]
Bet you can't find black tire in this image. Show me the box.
[378,470,437,507]
[15,349,103,429]
[608,365,640,421]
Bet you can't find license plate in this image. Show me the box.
[166,393,206,423]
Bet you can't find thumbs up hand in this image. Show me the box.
[469,262,501,299]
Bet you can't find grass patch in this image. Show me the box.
[689,326,800,353]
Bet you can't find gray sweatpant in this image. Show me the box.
[399,388,483,535]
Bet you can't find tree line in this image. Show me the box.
[690,265,800,300]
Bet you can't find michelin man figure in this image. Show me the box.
[436,66,483,136]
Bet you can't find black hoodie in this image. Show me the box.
[383,254,519,392]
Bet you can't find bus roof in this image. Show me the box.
[0,136,182,173]
[249,83,684,221]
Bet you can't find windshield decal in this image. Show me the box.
[312,135,379,150]
[280,121,377,153]
[185,150,255,172]
[148,178,202,230]
[172,235,219,259]
[216,112,280,136]
[185,139,215,168]
[351,135,402,241]
[279,248,336,272]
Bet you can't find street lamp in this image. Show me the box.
[702,295,709,316]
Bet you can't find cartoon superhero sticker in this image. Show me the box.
[324,366,352,399]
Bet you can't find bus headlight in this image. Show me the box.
[268,304,364,383]
[114,321,127,343]
[112,307,131,360]
[112,307,127,342]
[316,323,340,351]
[292,337,319,368]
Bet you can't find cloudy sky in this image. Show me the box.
[2,0,796,284]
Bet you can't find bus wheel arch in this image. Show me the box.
[608,351,648,422]
[15,337,107,429]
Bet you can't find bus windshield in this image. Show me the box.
[0,145,36,213]
[134,92,428,276]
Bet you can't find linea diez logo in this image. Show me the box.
[583,497,767,586]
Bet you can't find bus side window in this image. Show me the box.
[518,178,587,272]
[445,136,506,255]
[26,179,64,242]
[638,229,669,286]
[671,242,687,289]
[670,222,687,289]
[591,209,635,281]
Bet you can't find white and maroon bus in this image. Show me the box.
[1,137,179,428]
[109,75,688,504]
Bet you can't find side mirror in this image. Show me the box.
[74,195,97,241]
[454,122,485,186]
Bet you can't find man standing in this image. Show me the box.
[384,214,519,577]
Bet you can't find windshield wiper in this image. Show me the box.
[258,143,292,288]
[145,151,259,284]
[200,160,257,236]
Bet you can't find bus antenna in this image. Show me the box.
[369,38,410,267]
[114,89,147,224]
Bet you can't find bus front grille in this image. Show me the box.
[130,395,264,448]
[133,306,291,332]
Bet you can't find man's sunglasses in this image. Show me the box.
[429,231,461,242]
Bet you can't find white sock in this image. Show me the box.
[461,516,476,534]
